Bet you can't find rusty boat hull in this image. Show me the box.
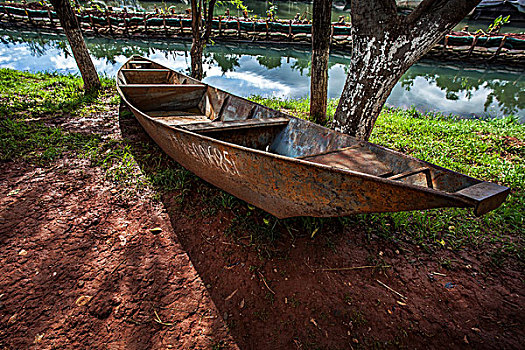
[116,56,510,219]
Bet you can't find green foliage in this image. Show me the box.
[488,15,510,34]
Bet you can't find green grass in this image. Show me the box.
[0,68,115,117]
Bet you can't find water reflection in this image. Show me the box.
[0,29,523,121]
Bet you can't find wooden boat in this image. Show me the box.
[116,56,510,218]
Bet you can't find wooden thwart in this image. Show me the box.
[301,146,392,177]
[182,117,290,132]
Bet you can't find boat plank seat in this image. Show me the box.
[119,84,207,111]
[148,109,211,126]
[301,145,393,177]
[121,69,172,84]
[182,117,290,133]
[386,167,433,188]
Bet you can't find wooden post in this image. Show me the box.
[179,15,184,35]
[123,8,128,36]
[442,34,449,54]
[289,20,292,40]
[2,5,13,22]
[163,13,167,35]
[237,18,241,37]
[144,13,148,34]
[25,8,33,25]
[265,19,269,40]
[468,34,479,56]
[105,9,113,35]
[218,16,222,36]
[492,35,508,59]
[47,7,55,27]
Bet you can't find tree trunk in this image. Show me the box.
[190,42,204,81]
[50,0,100,93]
[310,0,332,125]
[189,0,217,81]
[333,0,481,140]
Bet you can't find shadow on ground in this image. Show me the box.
[118,104,524,349]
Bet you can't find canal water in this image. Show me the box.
[0,29,523,122]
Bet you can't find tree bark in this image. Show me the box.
[310,0,332,125]
[50,0,100,93]
[333,0,481,140]
[190,0,217,80]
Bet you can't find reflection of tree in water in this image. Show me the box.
[256,56,282,70]
[1,31,65,57]
[484,80,525,116]
[399,63,524,115]
[213,52,241,73]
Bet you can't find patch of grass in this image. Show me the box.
[0,118,101,164]
[0,68,114,117]
[249,95,337,124]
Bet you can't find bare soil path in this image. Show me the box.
[0,97,523,349]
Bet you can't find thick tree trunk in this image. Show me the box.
[333,0,481,140]
[310,0,332,125]
[50,0,100,93]
[190,43,204,80]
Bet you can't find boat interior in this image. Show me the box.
[118,58,483,194]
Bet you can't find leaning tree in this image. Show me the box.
[50,0,100,92]
[332,0,481,140]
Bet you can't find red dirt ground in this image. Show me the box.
[0,103,523,349]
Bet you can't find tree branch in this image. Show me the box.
[203,0,218,42]
[407,0,481,28]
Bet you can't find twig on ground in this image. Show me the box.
[258,272,275,295]
[320,265,391,272]
[376,279,407,300]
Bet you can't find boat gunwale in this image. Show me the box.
[116,56,480,207]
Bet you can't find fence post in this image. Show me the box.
[47,7,54,27]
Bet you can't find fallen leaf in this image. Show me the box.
[311,227,319,239]
[7,189,20,196]
[471,327,481,333]
[8,313,18,324]
[75,295,92,306]
[310,318,318,327]
[34,333,44,344]
[149,227,162,234]
[239,299,245,309]
[396,300,407,306]
[18,249,28,256]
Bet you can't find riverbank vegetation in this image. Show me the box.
[1,69,523,266]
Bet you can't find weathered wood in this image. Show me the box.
[183,117,290,132]
[301,145,392,177]
[120,84,207,111]
[50,0,100,93]
[116,56,510,218]
[310,0,332,125]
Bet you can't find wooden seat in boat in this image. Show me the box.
[300,144,393,177]
[182,117,290,133]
